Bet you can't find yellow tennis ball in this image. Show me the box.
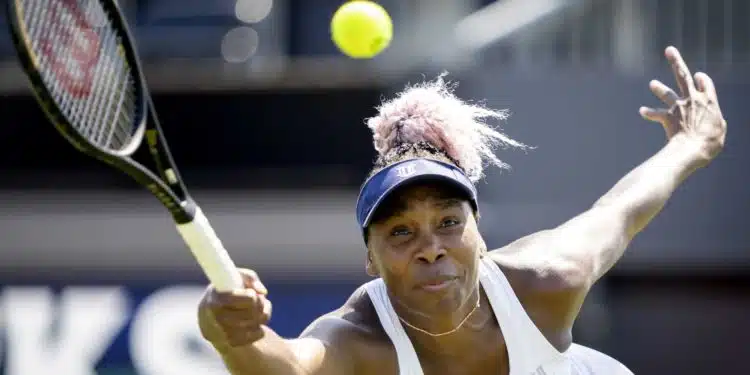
[330,1,393,59]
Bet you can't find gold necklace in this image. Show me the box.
[397,291,481,337]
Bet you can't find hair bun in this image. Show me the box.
[366,74,527,182]
[371,115,457,162]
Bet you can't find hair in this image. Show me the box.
[366,73,528,183]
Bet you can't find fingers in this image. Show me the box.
[694,72,718,100]
[665,46,696,97]
[649,79,679,107]
[211,293,272,326]
[205,268,269,314]
[210,287,264,310]
[238,268,268,295]
[197,267,272,348]
[639,106,669,124]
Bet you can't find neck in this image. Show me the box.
[393,287,497,357]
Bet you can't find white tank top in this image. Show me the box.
[364,257,633,375]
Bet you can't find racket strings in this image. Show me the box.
[19,0,138,153]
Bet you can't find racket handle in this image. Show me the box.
[176,206,244,292]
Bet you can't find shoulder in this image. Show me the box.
[486,231,590,351]
[299,284,383,342]
[297,283,398,375]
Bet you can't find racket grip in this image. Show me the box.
[176,206,244,292]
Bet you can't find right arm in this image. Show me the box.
[218,318,357,375]
[198,269,356,375]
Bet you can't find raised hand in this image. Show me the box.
[198,268,272,350]
[639,46,727,163]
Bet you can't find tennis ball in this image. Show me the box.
[330,1,393,59]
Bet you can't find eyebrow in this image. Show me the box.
[371,189,469,224]
[434,198,464,209]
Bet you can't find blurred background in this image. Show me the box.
[0,0,749,374]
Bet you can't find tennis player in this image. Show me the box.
[198,46,726,374]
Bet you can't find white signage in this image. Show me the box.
[0,286,227,375]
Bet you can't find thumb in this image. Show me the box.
[237,268,268,295]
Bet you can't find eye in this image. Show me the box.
[440,217,461,228]
[390,226,412,237]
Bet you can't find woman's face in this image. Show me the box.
[366,182,484,319]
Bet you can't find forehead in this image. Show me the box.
[370,181,471,222]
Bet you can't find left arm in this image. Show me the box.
[552,132,707,282]
[491,46,727,336]
[490,134,707,344]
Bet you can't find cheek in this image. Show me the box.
[443,225,475,250]
[373,251,411,281]
[461,221,483,249]
[454,226,483,270]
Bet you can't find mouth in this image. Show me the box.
[417,276,458,292]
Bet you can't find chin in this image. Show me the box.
[425,284,471,314]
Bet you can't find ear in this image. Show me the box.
[365,251,379,277]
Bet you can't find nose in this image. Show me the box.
[416,235,447,264]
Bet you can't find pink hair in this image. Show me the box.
[366,74,528,182]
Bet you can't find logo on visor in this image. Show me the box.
[395,164,417,178]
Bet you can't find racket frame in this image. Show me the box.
[7,0,197,224]
[7,0,244,291]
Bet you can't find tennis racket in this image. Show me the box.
[7,0,244,291]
